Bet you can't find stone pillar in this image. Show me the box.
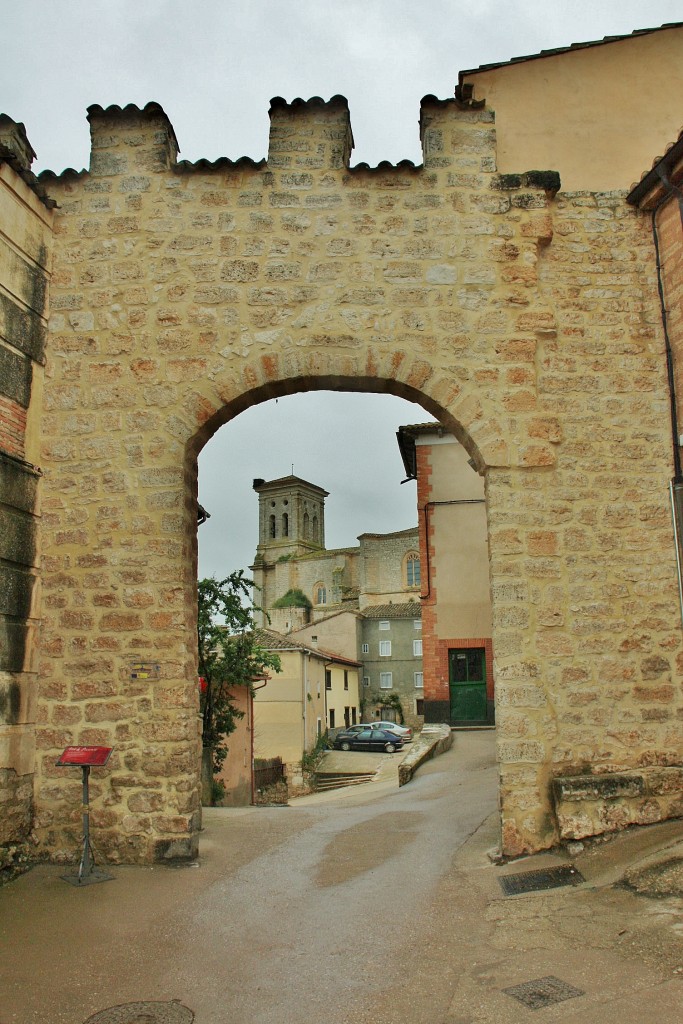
[0,117,53,877]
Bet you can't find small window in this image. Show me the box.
[405,551,421,588]
[413,639,423,656]
[363,676,370,687]
[379,620,390,630]
[379,672,393,689]
[315,583,327,605]
[414,619,421,630]
[361,643,369,654]
[325,669,332,690]
[379,640,392,657]
[317,718,322,738]
[343,670,349,690]
[414,672,424,689]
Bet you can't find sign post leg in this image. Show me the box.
[56,744,115,886]
[61,764,114,886]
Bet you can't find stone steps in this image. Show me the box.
[313,773,375,791]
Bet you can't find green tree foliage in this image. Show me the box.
[197,572,281,775]
[272,588,312,609]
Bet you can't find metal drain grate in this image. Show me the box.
[503,975,585,1009]
[83,1001,194,1024]
[498,864,584,896]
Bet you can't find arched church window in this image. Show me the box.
[405,551,421,588]
[303,512,309,539]
[269,515,276,539]
[312,515,319,543]
[282,513,289,537]
[314,582,327,606]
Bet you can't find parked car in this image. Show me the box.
[333,728,404,753]
[361,721,413,742]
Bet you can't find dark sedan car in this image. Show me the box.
[333,728,403,753]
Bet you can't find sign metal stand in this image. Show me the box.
[56,745,115,886]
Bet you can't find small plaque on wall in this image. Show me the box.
[130,661,161,680]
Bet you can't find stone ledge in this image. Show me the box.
[398,724,453,786]
[552,768,683,840]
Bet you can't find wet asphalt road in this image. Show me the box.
[0,733,498,1024]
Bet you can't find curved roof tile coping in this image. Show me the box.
[86,101,180,153]
[176,156,266,172]
[86,100,170,120]
[420,94,458,108]
[38,167,86,183]
[269,94,350,114]
[351,159,421,172]
[627,124,683,208]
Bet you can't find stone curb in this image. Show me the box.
[398,724,453,786]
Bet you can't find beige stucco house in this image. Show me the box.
[398,425,493,725]
[251,629,360,783]
[458,22,683,192]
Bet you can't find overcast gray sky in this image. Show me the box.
[3,1,681,576]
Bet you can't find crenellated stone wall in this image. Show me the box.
[22,92,682,861]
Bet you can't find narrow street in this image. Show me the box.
[2,732,682,1024]
[0,733,498,1024]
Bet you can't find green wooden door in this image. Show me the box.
[449,648,487,722]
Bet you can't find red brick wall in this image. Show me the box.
[416,442,494,707]
[0,394,27,458]
[429,636,495,702]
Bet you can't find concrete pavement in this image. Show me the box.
[0,732,681,1024]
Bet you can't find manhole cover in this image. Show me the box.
[499,864,584,896]
[83,1001,194,1024]
[503,976,585,1009]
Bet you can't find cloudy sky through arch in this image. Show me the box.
[197,391,428,579]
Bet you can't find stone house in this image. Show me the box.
[359,603,424,727]
[250,628,361,785]
[250,473,425,722]
[397,424,494,725]
[2,23,683,862]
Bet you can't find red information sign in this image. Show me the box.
[57,746,113,767]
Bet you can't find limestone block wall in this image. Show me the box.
[358,529,420,607]
[30,94,683,861]
[0,124,53,872]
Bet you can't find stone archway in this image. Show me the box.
[32,97,682,862]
